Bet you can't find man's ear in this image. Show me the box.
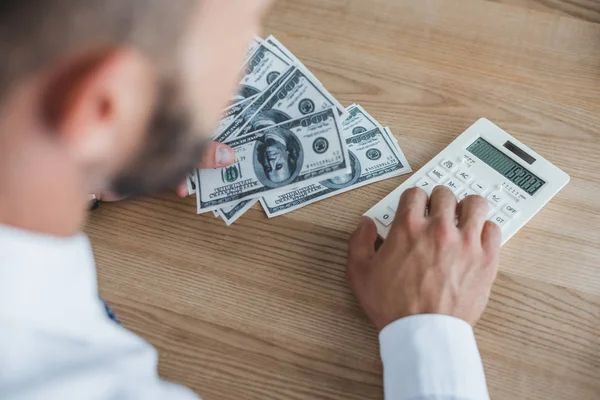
[41,48,157,171]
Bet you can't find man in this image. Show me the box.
[256,129,300,185]
[0,1,500,399]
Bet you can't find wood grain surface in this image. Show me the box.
[86,1,600,399]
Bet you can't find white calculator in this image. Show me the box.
[365,118,570,245]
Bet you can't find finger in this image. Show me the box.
[199,142,235,169]
[348,217,379,266]
[481,221,501,295]
[429,185,457,221]
[176,181,189,198]
[392,187,429,225]
[481,220,501,270]
[457,195,489,233]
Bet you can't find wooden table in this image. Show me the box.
[86,1,600,399]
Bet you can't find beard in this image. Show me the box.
[110,79,210,198]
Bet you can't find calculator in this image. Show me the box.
[365,118,570,245]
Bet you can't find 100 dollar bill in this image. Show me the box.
[216,67,295,143]
[209,104,395,217]
[232,41,292,104]
[195,108,349,212]
[217,199,259,226]
[260,126,411,217]
[212,65,347,217]
[343,104,381,135]
[212,96,258,140]
[265,35,296,63]
[236,65,345,138]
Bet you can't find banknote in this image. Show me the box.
[245,36,264,62]
[265,35,346,108]
[187,98,261,196]
[217,199,259,226]
[232,41,292,105]
[260,126,411,217]
[189,103,395,196]
[195,108,349,212]
[236,65,346,137]
[216,66,296,143]
[215,103,383,218]
[384,126,404,156]
[186,172,197,196]
[210,51,346,213]
[343,104,381,135]
[217,65,346,143]
[212,96,259,140]
[265,35,296,63]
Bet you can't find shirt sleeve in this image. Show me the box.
[379,314,490,400]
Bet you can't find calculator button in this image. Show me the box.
[414,177,435,195]
[502,203,520,218]
[375,210,394,227]
[490,212,510,228]
[457,189,477,202]
[440,158,459,172]
[471,180,489,194]
[487,192,506,207]
[443,179,463,193]
[387,195,401,212]
[455,169,473,183]
[428,168,447,183]
[487,204,497,217]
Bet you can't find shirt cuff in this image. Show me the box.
[379,314,489,400]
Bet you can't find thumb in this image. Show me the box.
[199,142,235,169]
[348,217,378,265]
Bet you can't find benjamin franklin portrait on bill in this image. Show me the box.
[254,127,303,188]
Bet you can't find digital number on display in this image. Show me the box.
[467,138,545,195]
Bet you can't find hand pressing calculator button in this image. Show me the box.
[365,118,570,246]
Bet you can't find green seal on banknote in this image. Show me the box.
[312,137,329,154]
[366,148,382,160]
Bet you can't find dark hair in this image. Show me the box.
[0,0,195,104]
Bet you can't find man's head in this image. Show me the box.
[256,129,299,184]
[0,0,272,233]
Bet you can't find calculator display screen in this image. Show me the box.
[467,138,546,195]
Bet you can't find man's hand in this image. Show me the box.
[347,186,501,331]
[96,142,235,201]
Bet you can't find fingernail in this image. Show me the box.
[216,147,235,166]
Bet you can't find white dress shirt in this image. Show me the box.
[0,224,489,399]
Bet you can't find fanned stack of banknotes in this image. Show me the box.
[186,35,412,225]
